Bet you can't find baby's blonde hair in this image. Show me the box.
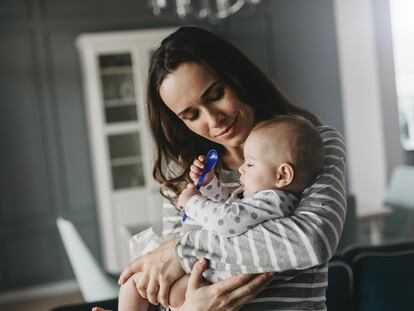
[253,115,325,189]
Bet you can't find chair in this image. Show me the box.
[383,165,414,240]
[56,218,119,302]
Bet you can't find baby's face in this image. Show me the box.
[238,131,279,196]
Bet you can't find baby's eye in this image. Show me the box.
[246,163,253,167]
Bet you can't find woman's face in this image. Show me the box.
[159,62,255,149]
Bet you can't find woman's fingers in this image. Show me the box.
[187,258,207,291]
[146,271,160,305]
[158,276,171,308]
[136,272,149,299]
[227,273,275,305]
[158,255,186,307]
[118,259,143,285]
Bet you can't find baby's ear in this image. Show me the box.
[275,163,294,188]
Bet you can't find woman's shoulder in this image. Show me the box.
[316,125,345,145]
[316,124,342,135]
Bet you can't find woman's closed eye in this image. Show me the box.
[188,111,199,121]
[179,108,199,122]
[208,86,225,102]
[181,86,225,122]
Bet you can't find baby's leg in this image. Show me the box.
[118,272,149,311]
[169,274,190,309]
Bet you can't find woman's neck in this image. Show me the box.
[221,147,244,171]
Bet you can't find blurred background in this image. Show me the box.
[0,0,413,310]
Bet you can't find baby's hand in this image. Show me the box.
[177,184,200,210]
[190,155,215,187]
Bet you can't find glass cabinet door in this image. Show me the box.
[98,53,138,123]
[108,132,145,189]
[98,52,145,190]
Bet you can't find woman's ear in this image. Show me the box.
[275,163,294,188]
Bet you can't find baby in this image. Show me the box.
[118,115,325,310]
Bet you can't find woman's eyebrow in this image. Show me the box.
[178,107,193,118]
[200,80,220,100]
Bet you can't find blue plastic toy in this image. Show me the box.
[182,149,219,222]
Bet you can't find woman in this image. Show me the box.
[118,26,346,311]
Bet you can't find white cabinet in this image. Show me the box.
[76,28,175,273]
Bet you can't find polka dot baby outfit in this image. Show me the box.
[184,174,298,282]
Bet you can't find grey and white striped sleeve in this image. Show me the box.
[175,126,346,273]
[162,199,183,237]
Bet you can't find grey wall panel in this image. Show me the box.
[48,32,96,213]
[0,31,52,223]
[268,0,344,132]
[3,230,61,288]
[221,12,275,78]
[0,0,30,19]
[219,1,343,132]
[42,0,150,18]
[0,253,5,291]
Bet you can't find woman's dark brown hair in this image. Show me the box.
[147,26,320,201]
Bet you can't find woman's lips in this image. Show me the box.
[215,117,238,138]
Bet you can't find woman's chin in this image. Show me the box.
[219,135,247,150]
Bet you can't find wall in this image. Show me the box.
[333,0,403,210]
[0,0,187,292]
[220,0,344,132]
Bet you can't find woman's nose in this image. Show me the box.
[205,108,225,128]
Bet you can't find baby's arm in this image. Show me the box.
[199,175,232,202]
[185,190,287,237]
[190,156,232,201]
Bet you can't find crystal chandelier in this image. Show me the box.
[149,0,261,22]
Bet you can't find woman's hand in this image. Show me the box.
[190,155,215,186]
[118,238,185,308]
[177,258,276,311]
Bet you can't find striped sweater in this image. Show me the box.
[162,126,346,311]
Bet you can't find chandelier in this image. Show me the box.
[149,0,261,22]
